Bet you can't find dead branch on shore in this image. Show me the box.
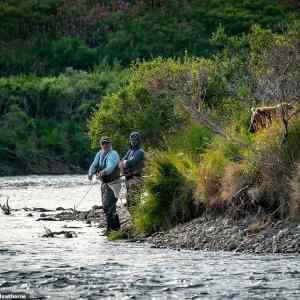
[0,197,11,215]
[37,216,60,221]
[42,226,78,238]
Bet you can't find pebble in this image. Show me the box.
[146,215,300,254]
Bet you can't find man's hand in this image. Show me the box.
[119,160,127,168]
[96,170,105,178]
[88,174,93,181]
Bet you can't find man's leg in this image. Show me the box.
[126,177,143,208]
[101,183,120,232]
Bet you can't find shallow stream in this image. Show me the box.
[0,175,299,299]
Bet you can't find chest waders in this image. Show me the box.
[98,152,121,232]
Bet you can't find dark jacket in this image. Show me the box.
[122,146,145,178]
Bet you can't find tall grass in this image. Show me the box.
[289,163,300,220]
[133,151,198,234]
[133,123,213,234]
[195,117,300,218]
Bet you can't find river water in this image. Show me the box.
[0,175,300,299]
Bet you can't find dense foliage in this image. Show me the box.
[126,24,300,233]
[0,66,128,174]
[88,56,219,153]
[1,0,300,235]
[0,0,299,75]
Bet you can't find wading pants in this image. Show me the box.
[126,176,144,208]
[101,183,120,232]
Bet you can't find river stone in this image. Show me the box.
[64,231,77,238]
[33,208,51,212]
[277,228,289,239]
[79,212,88,220]
[36,217,59,221]
[56,207,65,211]
[87,210,96,219]
[92,205,102,210]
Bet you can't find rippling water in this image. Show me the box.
[0,175,300,299]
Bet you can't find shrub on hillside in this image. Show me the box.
[0,66,127,174]
[194,126,250,208]
[166,123,213,158]
[289,163,300,220]
[89,56,223,153]
[195,117,300,218]
[1,0,298,75]
[88,84,184,154]
[132,122,214,234]
[133,151,198,234]
[248,119,300,216]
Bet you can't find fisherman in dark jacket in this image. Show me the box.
[119,132,145,207]
[88,136,121,233]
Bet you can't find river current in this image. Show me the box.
[0,175,299,299]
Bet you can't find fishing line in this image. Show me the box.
[74,176,127,212]
[74,183,96,211]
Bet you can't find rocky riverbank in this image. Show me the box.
[34,208,300,253]
[146,215,300,254]
[2,204,134,237]
[8,201,300,253]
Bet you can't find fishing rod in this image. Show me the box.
[74,175,128,212]
[73,182,96,212]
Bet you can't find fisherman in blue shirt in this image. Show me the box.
[119,132,145,207]
[88,136,121,233]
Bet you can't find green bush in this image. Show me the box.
[243,120,300,216]
[0,66,127,175]
[44,37,98,73]
[289,162,300,220]
[107,230,129,241]
[194,116,300,217]
[1,0,298,75]
[88,56,221,153]
[89,84,184,154]
[196,146,231,207]
[166,123,213,158]
[133,151,198,234]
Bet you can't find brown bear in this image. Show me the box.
[249,103,296,133]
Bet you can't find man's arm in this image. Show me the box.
[101,151,120,175]
[122,150,131,161]
[88,152,100,177]
[125,149,144,169]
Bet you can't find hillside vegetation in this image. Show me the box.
[89,23,300,233]
[1,0,299,75]
[1,0,300,178]
[0,66,128,174]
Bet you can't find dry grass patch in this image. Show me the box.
[289,163,300,220]
[248,216,272,234]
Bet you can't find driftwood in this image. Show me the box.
[36,217,60,221]
[32,207,53,212]
[42,226,77,238]
[0,197,11,215]
[228,185,259,218]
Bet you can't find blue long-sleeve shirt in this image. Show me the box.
[88,149,119,176]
